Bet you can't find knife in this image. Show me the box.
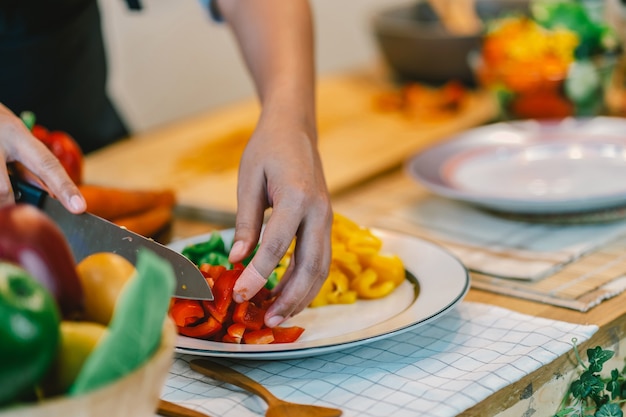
[10,176,213,301]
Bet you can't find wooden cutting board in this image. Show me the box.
[84,70,497,221]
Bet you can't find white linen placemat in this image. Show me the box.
[375,195,626,280]
[160,302,597,417]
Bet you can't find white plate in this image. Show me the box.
[168,228,469,360]
[407,117,626,214]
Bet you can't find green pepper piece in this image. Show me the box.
[264,271,278,290]
[0,262,61,405]
[199,252,231,268]
[19,111,36,131]
[182,232,226,265]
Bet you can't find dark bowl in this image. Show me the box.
[372,0,530,85]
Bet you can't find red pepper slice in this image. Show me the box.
[222,334,240,344]
[232,301,266,331]
[203,268,241,323]
[169,299,205,327]
[243,328,274,344]
[232,301,250,324]
[272,326,305,344]
[200,264,226,281]
[222,323,246,344]
[249,287,272,306]
[177,316,222,339]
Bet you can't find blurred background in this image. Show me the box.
[99,0,408,133]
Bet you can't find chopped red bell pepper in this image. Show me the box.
[200,264,226,281]
[203,268,241,323]
[249,287,272,306]
[222,323,246,344]
[169,299,205,327]
[221,334,239,344]
[177,316,222,339]
[272,326,305,344]
[168,256,306,345]
[243,327,275,344]
[232,300,266,331]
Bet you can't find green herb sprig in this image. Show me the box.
[556,338,626,417]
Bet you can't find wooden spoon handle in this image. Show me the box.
[190,359,279,406]
[157,399,212,417]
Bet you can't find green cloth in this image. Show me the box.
[70,249,175,395]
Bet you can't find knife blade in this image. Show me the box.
[11,176,213,301]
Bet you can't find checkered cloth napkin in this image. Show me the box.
[160,302,596,417]
[375,195,626,281]
[372,195,626,311]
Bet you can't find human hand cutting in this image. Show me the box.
[0,103,86,214]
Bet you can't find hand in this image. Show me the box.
[0,103,86,213]
[229,119,332,328]
[216,0,329,326]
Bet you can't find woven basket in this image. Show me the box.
[0,318,176,417]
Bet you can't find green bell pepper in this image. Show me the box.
[0,262,61,406]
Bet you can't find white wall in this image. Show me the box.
[98,0,409,133]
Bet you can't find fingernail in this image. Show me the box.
[265,315,284,328]
[230,240,246,259]
[70,195,85,212]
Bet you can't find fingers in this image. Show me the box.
[264,210,332,327]
[233,196,332,327]
[228,171,265,266]
[0,155,14,207]
[231,208,300,304]
[0,105,86,214]
[228,122,332,327]
[31,150,86,214]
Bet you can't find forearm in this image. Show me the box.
[216,0,317,136]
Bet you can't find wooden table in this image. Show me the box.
[86,68,626,416]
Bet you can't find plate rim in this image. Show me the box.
[169,228,470,360]
[406,116,626,214]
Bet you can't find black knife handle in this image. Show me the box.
[9,174,47,207]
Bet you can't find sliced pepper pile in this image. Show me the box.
[169,263,304,344]
[279,213,406,307]
[171,213,407,343]
[181,232,279,290]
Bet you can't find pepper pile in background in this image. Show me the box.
[475,0,620,119]
[373,80,470,121]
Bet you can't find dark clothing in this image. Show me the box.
[0,0,129,154]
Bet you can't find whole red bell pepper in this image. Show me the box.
[31,124,84,185]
